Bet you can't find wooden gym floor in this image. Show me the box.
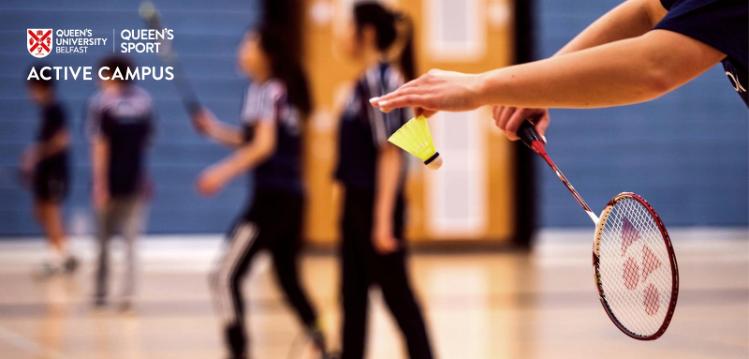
[0,229,746,359]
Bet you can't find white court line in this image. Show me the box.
[0,325,66,359]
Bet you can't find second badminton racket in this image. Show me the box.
[139,1,201,117]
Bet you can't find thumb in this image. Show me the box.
[536,113,550,140]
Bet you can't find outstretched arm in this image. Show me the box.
[193,109,244,148]
[492,0,668,139]
[556,0,666,55]
[478,30,723,108]
[196,121,276,195]
[372,30,724,115]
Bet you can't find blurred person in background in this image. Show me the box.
[193,24,328,359]
[88,55,154,310]
[22,64,78,278]
[333,3,433,358]
[370,0,747,138]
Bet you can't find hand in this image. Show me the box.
[492,106,550,142]
[369,69,485,116]
[372,223,399,254]
[196,166,228,196]
[192,108,217,136]
[20,148,38,178]
[93,184,109,211]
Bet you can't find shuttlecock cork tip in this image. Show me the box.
[424,153,443,170]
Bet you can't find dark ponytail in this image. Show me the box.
[353,2,416,80]
[395,13,415,81]
[256,24,312,118]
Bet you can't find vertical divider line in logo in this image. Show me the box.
[112,29,115,52]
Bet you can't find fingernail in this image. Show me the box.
[541,135,548,144]
[369,97,379,104]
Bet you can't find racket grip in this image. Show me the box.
[185,100,202,117]
[518,120,543,151]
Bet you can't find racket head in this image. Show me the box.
[592,192,679,340]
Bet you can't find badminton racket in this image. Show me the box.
[518,120,679,340]
[139,1,202,118]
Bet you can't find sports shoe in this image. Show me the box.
[63,256,80,274]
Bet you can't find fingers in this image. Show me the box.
[370,71,437,112]
[196,178,215,196]
[371,68,478,113]
[375,93,432,113]
[492,107,550,142]
[492,106,502,127]
[370,79,422,111]
[192,108,215,135]
[535,111,550,140]
[195,172,218,197]
[369,86,407,110]
[397,77,423,91]
[506,108,533,141]
[496,106,516,137]
[373,236,399,254]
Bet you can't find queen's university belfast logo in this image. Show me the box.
[27,29,53,58]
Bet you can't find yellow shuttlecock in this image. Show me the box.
[388,115,443,170]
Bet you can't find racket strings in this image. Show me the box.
[597,197,673,337]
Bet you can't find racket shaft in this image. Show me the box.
[541,153,599,223]
[517,121,598,223]
[170,62,201,115]
[141,2,201,116]
[159,42,200,115]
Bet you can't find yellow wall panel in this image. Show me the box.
[302,0,515,245]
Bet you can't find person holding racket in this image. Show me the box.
[366,0,746,340]
[23,64,78,278]
[333,3,433,358]
[193,25,328,359]
[370,0,747,138]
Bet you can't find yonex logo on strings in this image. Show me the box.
[620,217,662,316]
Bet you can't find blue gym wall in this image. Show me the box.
[0,0,258,235]
[0,1,746,236]
[537,0,748,227]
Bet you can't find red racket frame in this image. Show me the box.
[517,121,679,340]
[592,192,680,340]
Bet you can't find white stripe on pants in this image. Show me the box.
[210,223,257,325]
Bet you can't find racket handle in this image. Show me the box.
[518,120,544,151]
[185,99,202,117]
